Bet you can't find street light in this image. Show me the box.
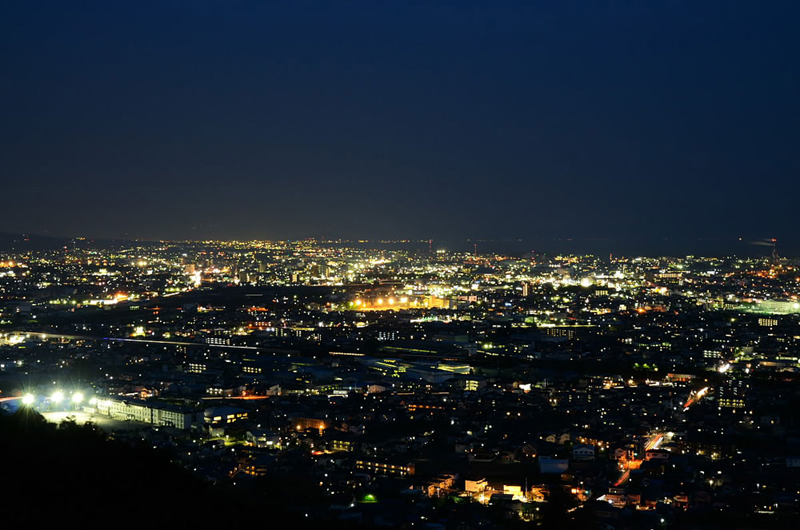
[72,392,84,404]
[22,394,35,405]
[51,390,64,403]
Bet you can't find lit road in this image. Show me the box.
[644,434,664,451]
[201,395,269,400]
[613,432,664,487]
[683,386,709,411]
[614,469,631,487]
[7,331,260,350]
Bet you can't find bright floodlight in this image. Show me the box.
[72,392,84,404]
[22,394,35,405]
[51,390,64,403]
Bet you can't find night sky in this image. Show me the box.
[2,1,798,252]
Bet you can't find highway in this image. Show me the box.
[6,331,261,350]
[683,386,709,411]
[613,432,665,487]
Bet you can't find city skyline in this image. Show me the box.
[2,236,799,527]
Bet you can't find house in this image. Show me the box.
[245,429,281,449]
[572,444,596,461]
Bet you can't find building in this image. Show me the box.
[572,444,595,460]
[293,416,329,434]
[246,429,281,449]
[355,457,415,477]
[205,406,249,426]
[95,397,202,430]
[717,380,748,410]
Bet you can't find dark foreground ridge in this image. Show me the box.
[0,409,312,527]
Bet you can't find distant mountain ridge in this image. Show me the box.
[0,231,793,258]
[0,232,137,251]
[0,232,72,251]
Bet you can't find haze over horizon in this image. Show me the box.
[0,230,789,259]
[2,1,798,247]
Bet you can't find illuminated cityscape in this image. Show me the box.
[2,1,799,528]
[1,238,800,527]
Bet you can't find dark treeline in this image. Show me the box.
[0,409,348,527]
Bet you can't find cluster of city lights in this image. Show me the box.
[21,391,92,406]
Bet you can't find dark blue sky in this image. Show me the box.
[1,1,798,252]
